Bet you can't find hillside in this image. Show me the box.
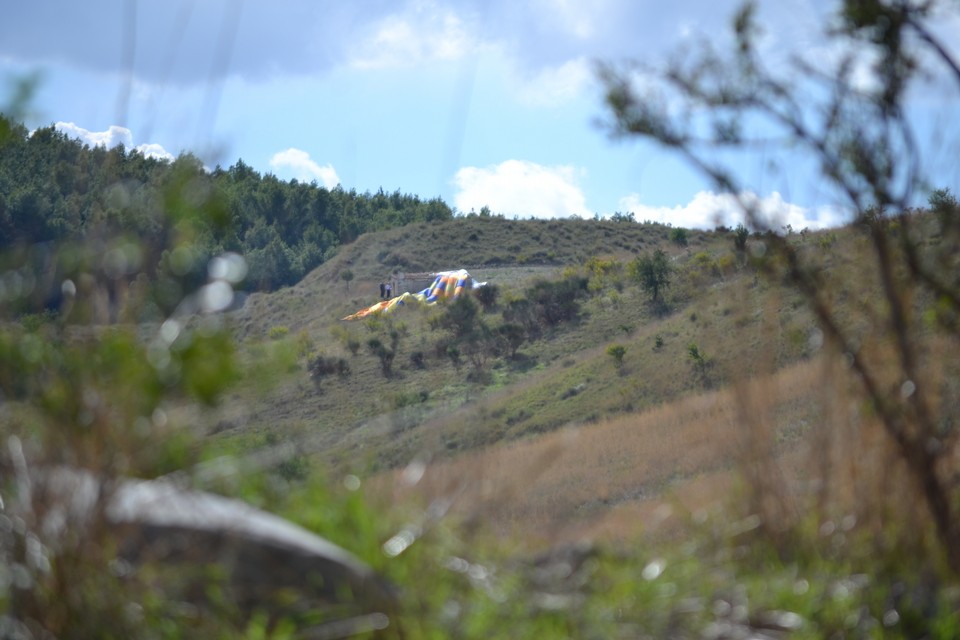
[207,201,960,550]
[207,216,833,525]
[229,216,712,337]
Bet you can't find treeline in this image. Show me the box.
[0,115,452,291]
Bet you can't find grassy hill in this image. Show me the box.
[209,206,957,560]
[207,216,837,530]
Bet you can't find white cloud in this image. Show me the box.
[269,148,340,188]
[515,57,594,107]
[53,122,174,161]
[453,159,591,219]
[617,190,848,231]
[349,7,472,69]
[534,0,605,40]
[134,143,175,162]
[55,122,133,149]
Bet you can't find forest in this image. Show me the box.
[0,115,452,293]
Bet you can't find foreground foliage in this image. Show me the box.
[602,0,960,575]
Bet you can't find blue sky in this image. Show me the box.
[2,0,958,229]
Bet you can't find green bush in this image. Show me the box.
[473,282,500,311]
[409,350,426,369]
[629,248,671,304]
[308,353,351,391]
[496,323,526,358]
[268,325,289,340]
[367,337,395,378]
[527,274,590,327]
[670,226,689,246]
[606,343,627,368]
[294,330,315,356]
[734,223,750,252]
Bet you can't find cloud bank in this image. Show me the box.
[453,159,591,219]
[269,148,340,188]
[53,122,175,161]
[617,191,848,231]
[0,0,756,86]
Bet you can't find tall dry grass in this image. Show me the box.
[367,355,818,545]
[369,326,956,565]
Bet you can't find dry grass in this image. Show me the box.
[368,329,956,561]
[367,356,829,547]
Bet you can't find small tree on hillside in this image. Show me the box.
[437,295,480,338]
[687,342,709,384]
[367,337,395,378]
[496,323,526,359]
[629,248,671,304]
[308,354,350,393]
[473,283,500,312]
[340,269,354,292]
[733,223,750,253]
[670,227,689,247]
[606,343,627,371]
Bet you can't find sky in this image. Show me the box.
[1,0,958,230]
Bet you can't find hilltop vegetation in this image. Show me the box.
[0,114,452,301]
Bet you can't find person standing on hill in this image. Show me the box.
[379,282,385,299]
[385,282,392,298]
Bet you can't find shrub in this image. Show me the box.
[715,253,737,276]
[268,325,289,340]
[818,232,838,250]
[294,330,315,357]
[496,323,526,359]
[606,343,627,369]
[367,337,395,378]
[670,227,689,246]
[687,342,710,383]
[527,274,589,327]
[439,295,480,338]
[445,344,461,370]
[502,297,539,337]
[346,338,361,356]
[585,256,624,292]
[734,223,750,252]
[409,350,426,369]
[276,454,310,481]
[308,354,350,391]
[392,389,429,409]
[330,324,361,356]
[691,251,712,269]
[473,283,500,311]
[340,269,354,291]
